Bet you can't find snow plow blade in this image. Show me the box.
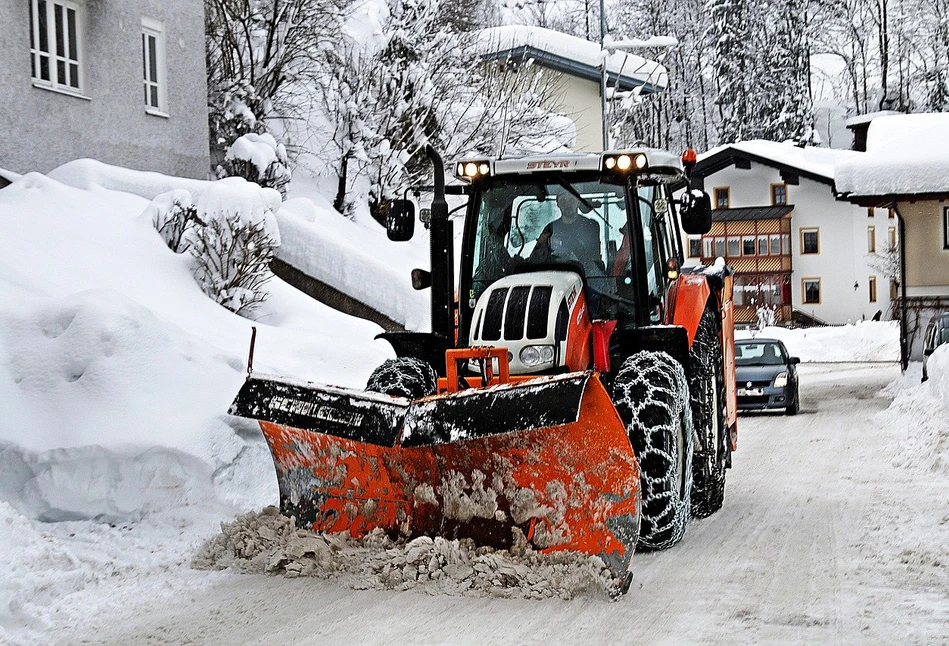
[228,372,640,578]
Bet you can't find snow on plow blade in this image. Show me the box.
[228,372,640,578]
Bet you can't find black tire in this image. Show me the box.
[613,351,693,551]
[688,307,727,519]
[366,357,438,398]
[786,388,799,415]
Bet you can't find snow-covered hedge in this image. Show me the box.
[220,133,292,199]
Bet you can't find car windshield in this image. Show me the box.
[735,342,786,366]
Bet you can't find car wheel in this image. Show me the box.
[786,388,799,415]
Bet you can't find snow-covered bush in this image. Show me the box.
[189,213,277,317]
[219,133,292,199]
[145,189,205,253]
[144,183,281,317]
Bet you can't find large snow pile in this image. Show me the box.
[882,346,949,474]
[0,166,392,643]
[194,507,614,600]
[275,184,430,330]
[736,321,899,362]
[835,112,949,196]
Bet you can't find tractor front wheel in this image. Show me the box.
[366,357,438,398]
[613,351,693,551]
[689,307,728,519]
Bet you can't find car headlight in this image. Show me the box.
[519,345,555,367]
[774,372,789,388]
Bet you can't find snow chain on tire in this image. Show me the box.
[689,307,728,519]
[366,357,438,399]
[613,351,693,551]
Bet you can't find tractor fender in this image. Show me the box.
[668,273,712,345]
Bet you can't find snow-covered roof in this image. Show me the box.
[835,113,949,197]
[697,140,860,182]
[475,26,668,94]
[844,110,901,128]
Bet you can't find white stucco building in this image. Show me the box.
[686,141,895,326]
[475,26,668,152]
[0,0,210,180]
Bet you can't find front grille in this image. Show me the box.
[482,288,507,341]
[504,286,531,340]
[739,395,770,406]
[480,285,553,343]
[741,380,772,389]
[526,286,552,339]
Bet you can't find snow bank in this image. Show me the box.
[882,346,949,474]
[0,165,394,641]
[275,191,430,330]
[835,113,949,196]
[195,507,614,600]
[736,321,899,363]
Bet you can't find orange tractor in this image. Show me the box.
[230,146,737,595]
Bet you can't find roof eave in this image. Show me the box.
[482,46,665,94]
[694,147,835,186]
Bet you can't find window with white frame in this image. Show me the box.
[141,18,167,113]
[30,0,83,93]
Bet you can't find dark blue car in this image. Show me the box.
[735,338,800,415]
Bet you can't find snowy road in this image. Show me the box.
[63,363,949,645]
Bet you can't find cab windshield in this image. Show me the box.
[470,178,634,320]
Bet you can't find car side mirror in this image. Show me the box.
[924,347,935,356]
[789,357,800,364]
[386,199,416,241]
[680,190,712,235]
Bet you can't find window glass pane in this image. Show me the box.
[40,55,50,80]
[142,34,148,80]
[743,237,755,255]
[688,237,702,257]
[39,1,48,52]
[67,8,77,60]
[29,1,35,48]
[715,189,728,209]
[770,234,780,254]
[867,227,876,252]
[804,280,820,303]
[802,230,817,253]
[69,62,78,87]
[57,59,66,85]
[55,4,64,57]
[783,234,791,254]
[149,35,158,81]
[727,237,740,256]
[715,237,725,257]
[150,85,159,107]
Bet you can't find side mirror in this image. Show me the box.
[680,190,712,235]
[789,357,801,365]
[411,268,432,290]
[386,199,416,241]
[924,347,935,356]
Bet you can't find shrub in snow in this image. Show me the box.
[146,190,205,253]
[189,212,277,317]
[219,133,292,199]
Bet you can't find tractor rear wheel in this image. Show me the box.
[366,357,438,398]
[689,307,728,519]
[613,351,693,551]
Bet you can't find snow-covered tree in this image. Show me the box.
[205,0,341,166]
[707,0,754,143]
[760,0,816,143]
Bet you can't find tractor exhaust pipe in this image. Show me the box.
[425,145,455,342]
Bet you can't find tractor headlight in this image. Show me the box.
[519,345,555,367]
[774,372,789,389]
[455,160,491,180]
